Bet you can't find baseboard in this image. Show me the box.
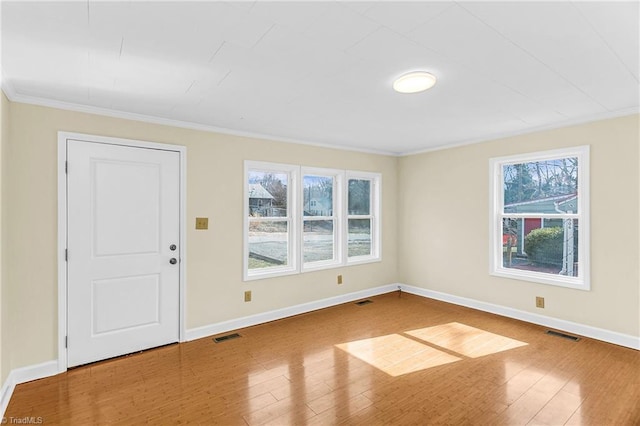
[3,282,635,418]
[0,284,399,417]
[399,284,640,350]
[0,360,59,418]
[185,283,399,341]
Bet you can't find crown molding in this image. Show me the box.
[3,89,638,158]
[3,91,398,157]
[398,107,640,157]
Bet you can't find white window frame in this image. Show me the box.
[244,162,381,281]
[244,161,299,281]
[301,167,343,272]
[489,146,590,290]
[346,171,382,265]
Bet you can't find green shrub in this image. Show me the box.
[524,227,564,266]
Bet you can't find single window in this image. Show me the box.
[490,146,590,290]
[245,163,298,280]
[347,173,381,263]
[302,170,342,270]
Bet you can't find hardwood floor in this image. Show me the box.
[5,292,640,425]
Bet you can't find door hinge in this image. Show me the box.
[65,249,68,261]
[65,161,68,174]
[65,336,68,348]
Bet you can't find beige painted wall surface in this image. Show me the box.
[4,102,398,370]
[399,114,640,337]
[0,92,8,383]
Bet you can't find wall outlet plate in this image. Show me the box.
[244,291,251,302]
[536,296,545,308]
[337,274,343,284]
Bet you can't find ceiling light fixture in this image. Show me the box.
[393,71,437,94]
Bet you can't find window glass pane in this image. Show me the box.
[348,179,370,215]
[502,217,578,277]
[303,220,334,263]
[348,218,371,257]
[248,171,288,217]
[303,175,333,217]
[248,220,288,270]
[503,158,578,214]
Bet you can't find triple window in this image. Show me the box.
[245,161,380,280]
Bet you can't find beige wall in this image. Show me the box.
[0,92,8,383]
[2,98,638,376]
[398,114,640,336]
[4,102,398,371]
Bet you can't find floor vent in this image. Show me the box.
[546,330,580,341]
[355,300,373,306]
[213,333,241,343]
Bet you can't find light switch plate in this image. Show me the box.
[195,217,208,230]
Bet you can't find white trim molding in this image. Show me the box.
[489,146,590,290]
[2,281,637,418]
[0,361,59,418]
[57,132,188,371]
[186,284,399,341]
[399,284,639,350]
[7,93,395,156]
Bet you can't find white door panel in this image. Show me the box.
[92,160,162,256]
[92,274,160,334]
[67,140,180,367]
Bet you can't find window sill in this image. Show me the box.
[244,257,382,281]
[347,256,382,267]
[244,267,298,282]
[491,268,590,291]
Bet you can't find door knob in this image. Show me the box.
[169,244,177,251]
[169,258,177,265]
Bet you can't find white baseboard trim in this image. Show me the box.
[185,283,400,341]
[399,284,640,350]
[2,282,636,418]
[0,360,59,418]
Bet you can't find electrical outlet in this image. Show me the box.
[536,296,545,308]
[244,291,252,302]
[337,274,343,284]
[195,217,208,230]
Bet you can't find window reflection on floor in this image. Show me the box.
[406,322,528,358]
[336,323,527,376]
[336,334,460,377]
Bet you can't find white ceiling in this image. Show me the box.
[2,1,639,155]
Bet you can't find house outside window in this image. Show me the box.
[490,146,590,290]
[244,162,381,280]
[245,163,298,280]
[302,169,342,270]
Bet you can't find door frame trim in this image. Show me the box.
[57,131,187,371]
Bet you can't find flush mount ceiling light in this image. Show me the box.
[393,71,437,94]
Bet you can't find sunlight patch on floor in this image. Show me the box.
[336,323,528,376]
[335,334,461,377]
[406,322,528,358]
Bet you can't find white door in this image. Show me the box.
[67,140,180,367]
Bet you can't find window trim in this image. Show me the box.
[301,167,343,272]
[244,161,299,281]
[489,146,590,290]
[244,162,381,281]
[346,171,382,265]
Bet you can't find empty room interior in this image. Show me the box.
[0,1,639,425]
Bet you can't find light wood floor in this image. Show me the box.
[5,292,640,425]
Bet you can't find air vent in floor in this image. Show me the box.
[355,300,373,306]
[213,333,241,343]
[546,330,580,341]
